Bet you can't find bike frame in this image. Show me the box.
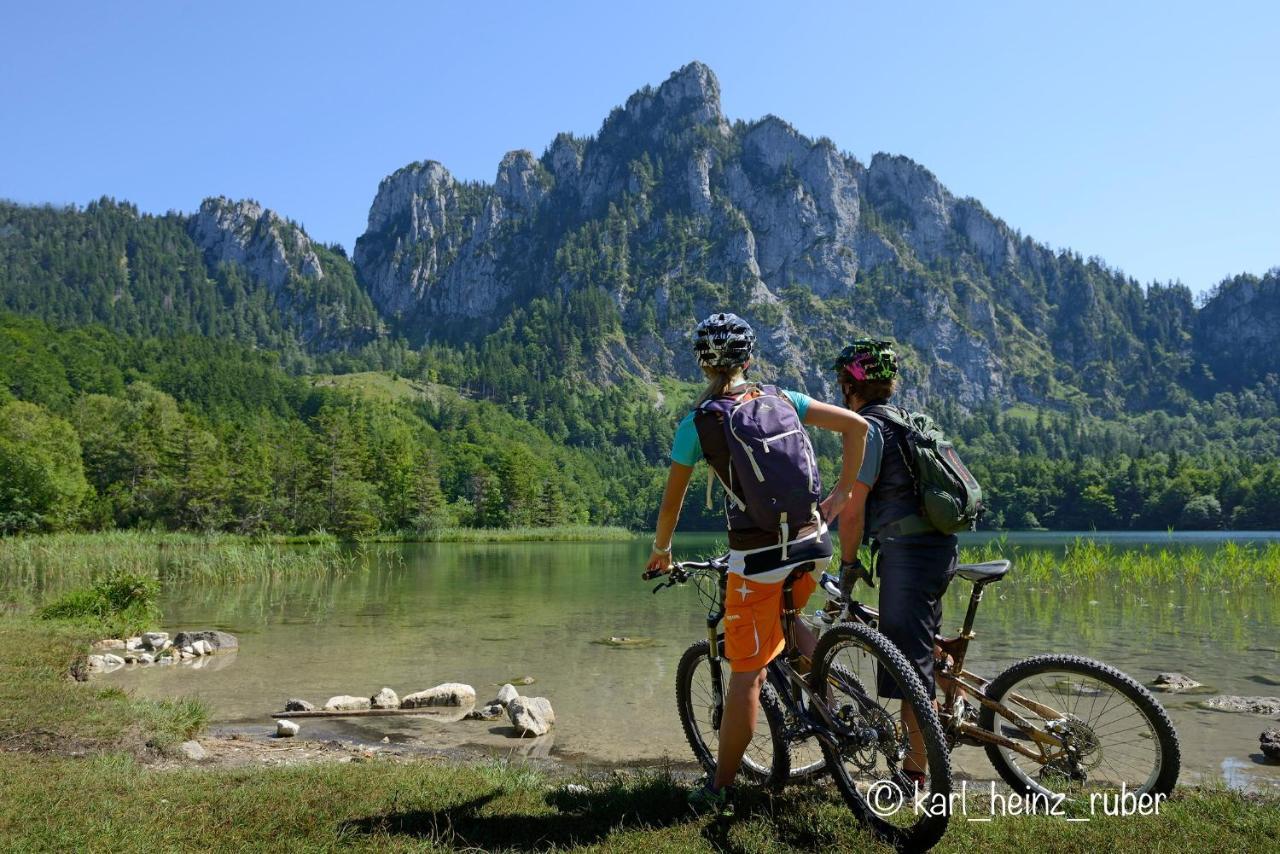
[847,576,1072,764]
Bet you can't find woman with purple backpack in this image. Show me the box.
[645,312,869,814]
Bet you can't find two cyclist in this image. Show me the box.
[645,312,868,813]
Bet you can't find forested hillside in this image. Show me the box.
[1,62,1277,536]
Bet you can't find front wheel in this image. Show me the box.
[675,638,790,789]
[811,623,951,852]
[979,654,1181,801]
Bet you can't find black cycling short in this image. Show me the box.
[874,533,958,699]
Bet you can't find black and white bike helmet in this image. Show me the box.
[692,312,755,369]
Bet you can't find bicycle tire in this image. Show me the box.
[675,638,791,789]
[978,654,1181,799]
[810,623,952,852]
[781,662,866,783]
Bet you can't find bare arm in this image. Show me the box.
[802,400,868,520]
[839,481,871,562]
[645,462,694,574]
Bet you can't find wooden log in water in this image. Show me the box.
[269,707,468,719]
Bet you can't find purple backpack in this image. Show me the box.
[694,385,823,551]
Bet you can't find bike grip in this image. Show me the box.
[641,568,664,581]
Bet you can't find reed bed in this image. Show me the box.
[958,537,1280,587]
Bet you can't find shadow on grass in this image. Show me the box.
[342,777,693,850]
[343,776,864,852]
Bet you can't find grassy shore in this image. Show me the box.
[0,527,636,607]
[1,614,1277,851]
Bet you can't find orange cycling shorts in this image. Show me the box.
[723,568,816,673]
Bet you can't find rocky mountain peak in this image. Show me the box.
[494,150,549,215]
[609,61,728,141]
[190,196,324,290]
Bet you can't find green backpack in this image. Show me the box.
[864,405,984,535]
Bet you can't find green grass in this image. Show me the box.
[955,538,1280,587]
[0,754,1275,852]
[0,617,207,755]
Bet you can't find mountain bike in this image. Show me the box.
[649,556,952,851]
[826,558,1181,802]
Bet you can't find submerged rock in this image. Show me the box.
[1261,729,1280,763]
[284,698,315,713]
[370,687,400,710]
[1200,696,1280,716]
[465,703,506,721]
[401,683,476,708]
[276,720,300,738]
[324,695,372,712]
[1152,672,1203,692]
[101,653,126,667]
[508,696,556,737]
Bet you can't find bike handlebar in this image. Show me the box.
[643,555,728,590]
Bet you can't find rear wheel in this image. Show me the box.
[811,623,951,852]
[979,654,1180,801]
[675,638,790,789]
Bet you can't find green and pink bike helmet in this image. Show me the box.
[831,338,898,382]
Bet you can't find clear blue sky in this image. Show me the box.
[2,1,1276,292]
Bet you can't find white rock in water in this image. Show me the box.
[138,653,154,665]
[181,645,195,656]
[180,740,207,761]
[370,687,399,710]
[125,637,142,651]
[192,640,214,656]
[101,653,126,666]
[276,720,300,738]
[497,683,519,706]
[400,683,476,708]
[324,695,372,712]
[86,655,107,671]
[142,631,169,649]
[508,696,556,737]
[156,655,174,666]
[284,698,314,712]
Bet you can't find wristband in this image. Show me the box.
[652,540,672,555]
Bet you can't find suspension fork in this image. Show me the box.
[708,570,728,730]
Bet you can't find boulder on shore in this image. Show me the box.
[1152,672,1203,692]
[370,687,400,710]
[173,630,238,653]
[91,639,125,651]
[324,695,372,712]
[180,740,207,761]
[508,696,556,737]
[276,720,300,738]
[1261,728,1280,763]
[284,698,314,712]
[1200,695,1280,716]
[496,683,519,706]
[401,683,476,709]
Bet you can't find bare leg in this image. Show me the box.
[901,700,927,774]
[714,667,766,790]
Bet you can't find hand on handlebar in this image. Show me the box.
[643,549,673,579]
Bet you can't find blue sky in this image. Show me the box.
[2,1,1276,293]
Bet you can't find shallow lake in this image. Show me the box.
[108,532,1280,790]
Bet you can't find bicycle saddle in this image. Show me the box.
[956,559,1011,583]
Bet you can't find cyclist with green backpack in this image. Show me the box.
[646,312,869,815]
[831,338,982,784]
